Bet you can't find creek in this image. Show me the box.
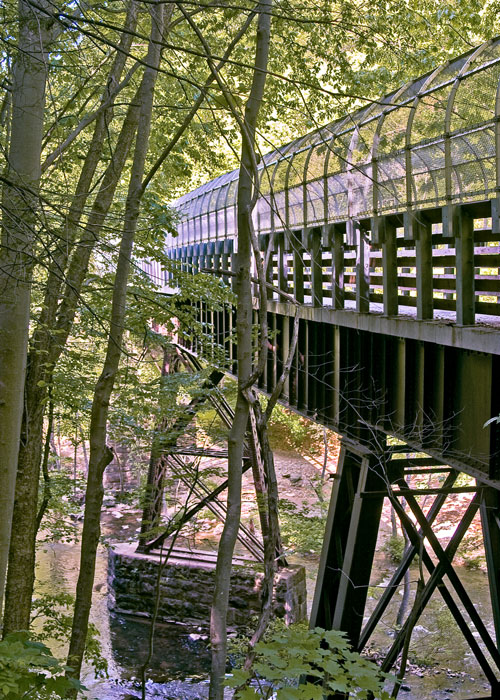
[34,465,495,700]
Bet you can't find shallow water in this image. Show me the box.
[35,507,495,699]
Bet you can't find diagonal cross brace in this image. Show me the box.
[401,484,500,671]
[382,490,500,690]
[140,343,266,559]
[358,470,459,651]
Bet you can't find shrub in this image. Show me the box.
[268,404,323,455]
[278,499,327,556]
[226,624,391,699]
[31,592,107,678]
[0,632,83,699]
[382,535,405,563]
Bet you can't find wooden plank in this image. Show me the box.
[367,274,499,292]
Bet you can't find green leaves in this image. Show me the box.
[227,624,392,699]
[0,632,84,699]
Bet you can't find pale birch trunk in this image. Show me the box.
[0,0,56,623]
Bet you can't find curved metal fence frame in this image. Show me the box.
[171,37,500,246]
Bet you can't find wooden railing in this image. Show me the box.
[158,204,500,327]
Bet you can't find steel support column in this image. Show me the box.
[310,441,397,647]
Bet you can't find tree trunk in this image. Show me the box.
[138,348,172,543]
[2,1,140,634]
[35,395,54,533]
[209,4,272,698]
[2,31,140,635]
[0,0,56,623]
[66,2,168,685]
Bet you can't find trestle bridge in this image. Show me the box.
[141,38,500,698]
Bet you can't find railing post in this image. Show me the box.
[260,233,273,300]
[331,223,345,309]
[382,218,398,316]
[354,220,370,313]
[186,244,193,275]
[206,243,215,358]
[277,230,288,293]
[288,230,304,304]
[228,238,237,294]
[416,215,433,320]
[308,226,323,307]
[456,206,475,325]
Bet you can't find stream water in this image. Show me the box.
[35,500,495,699]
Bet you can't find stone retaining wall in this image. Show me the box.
[108,543,307,628]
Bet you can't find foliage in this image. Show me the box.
[382,535,405,564]
[37,472,83,545]
[0,632,82,699]
[278,499,327,557]
[268,404,323,455]
[456,531,485,570]
[408,603,465,667]
[31,592,107,677]
[2,0,499,687]
[226,624,391,699]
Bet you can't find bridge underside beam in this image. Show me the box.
[200,307,500,484]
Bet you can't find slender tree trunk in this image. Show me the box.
[396,531,411,629]
[242,398,280,671]
[396,500,410,628]
[390,506,398,539]
[138,348,171,542]
[80,430,89,475]
[0,0,56,623]
[209,4,272,698]
[66,3,167,685]
[35,395,54,533]
[2,1,140,634]
[240,313,298,674]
